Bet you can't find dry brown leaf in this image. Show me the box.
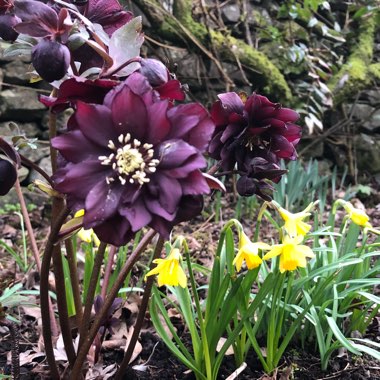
[216,337,234,355]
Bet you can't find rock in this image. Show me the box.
[354,133,380,174]
[221,3,241,23]
[362,90,380,106]
[29,155,52,183]
[2,59,31,85]
[0,121,41,138]
[347,103,375,121]
[362,109,380,132]
[0,69,3,91]
[0,89,46,121]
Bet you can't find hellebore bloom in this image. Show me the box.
[145,248,187,288]
[272,200,318,237]
[52,72,215,246]
[39,77,119,113]
[0,13,21,41]
[82,0,133,37]
[0,137,20,196]
[341,200,372,228]
[32,39,70,82]
[233,230,270,271]
[263,235,315,273]
[209,92,301,199]
[0,159,17,196]
[14,0,73,81]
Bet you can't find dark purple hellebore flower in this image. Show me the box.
[52,72,215,246]
[0,137,20,196]
[208,92,301,199]
[0,13,21,41]
[0,159,17,196]
[39,77,119,112]
[32,39,70,82]
[14,0,73,81]
[84,0,133,37]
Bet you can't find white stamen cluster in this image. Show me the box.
[99,133,159,185]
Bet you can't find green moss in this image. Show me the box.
[369,63,380,79]
[329,11,379,105]
[171,0,292,102]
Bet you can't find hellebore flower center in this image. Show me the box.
[99,133,159,186]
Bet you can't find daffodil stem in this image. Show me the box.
[78,242,107,351]
[40,206,70,380]
[185,247,213,380]
[266,273,285,372]
[65,239,83,328]
[70,230,157,380]
[114,236,165,380]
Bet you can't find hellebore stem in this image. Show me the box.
[14,178,41,272]
[101,245,118,300]
[40,206,70,380]
[70,229,157,380]
[102,57,142,78]
[114,236,165,379]
[65,239,84,328]
[78,242,107,351]
[19,153,54,186]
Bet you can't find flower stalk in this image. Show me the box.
[70,229,156,379]
[114,236,165,379]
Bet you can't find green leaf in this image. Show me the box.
[325,316,361,355]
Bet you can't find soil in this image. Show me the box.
[1,189,380,379]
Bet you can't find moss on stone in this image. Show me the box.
[329,11,379,105]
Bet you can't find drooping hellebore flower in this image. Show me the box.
[272,200,318,237]
[0,13,21,41]
[263,235,315,273]
[145,248,187,288]
[233,230,270,272]
[0,137,20,196]
[208,92,301,199]
[52,72,215,246]
[14,0,73,81]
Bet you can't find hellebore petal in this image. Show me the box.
[32,40,70,82]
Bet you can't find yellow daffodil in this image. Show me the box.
[263,235,315,273]
[341,201,372,228]
[272,200,318,237]
[74,210,100,247]
[145,248,187,288]
[233,230,270,271]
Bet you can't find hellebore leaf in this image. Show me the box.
[107,16,143,76]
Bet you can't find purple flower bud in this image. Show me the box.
[0,14,21,42]
[140,58,169,86]
[32,40,70,82]
[0,159,17,196]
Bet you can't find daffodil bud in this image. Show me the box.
[32,40,70,82]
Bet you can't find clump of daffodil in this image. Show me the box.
[145,248,187,288]
[336,200,372,228]
[75,210,100,246]
[271,200,318,237]
[233,230,270,271]
[263,235,315,273]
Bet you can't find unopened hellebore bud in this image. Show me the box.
[0,159,17,196]
[140,58,169,86]
[0,14,21,42]
[32,40,71,82]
